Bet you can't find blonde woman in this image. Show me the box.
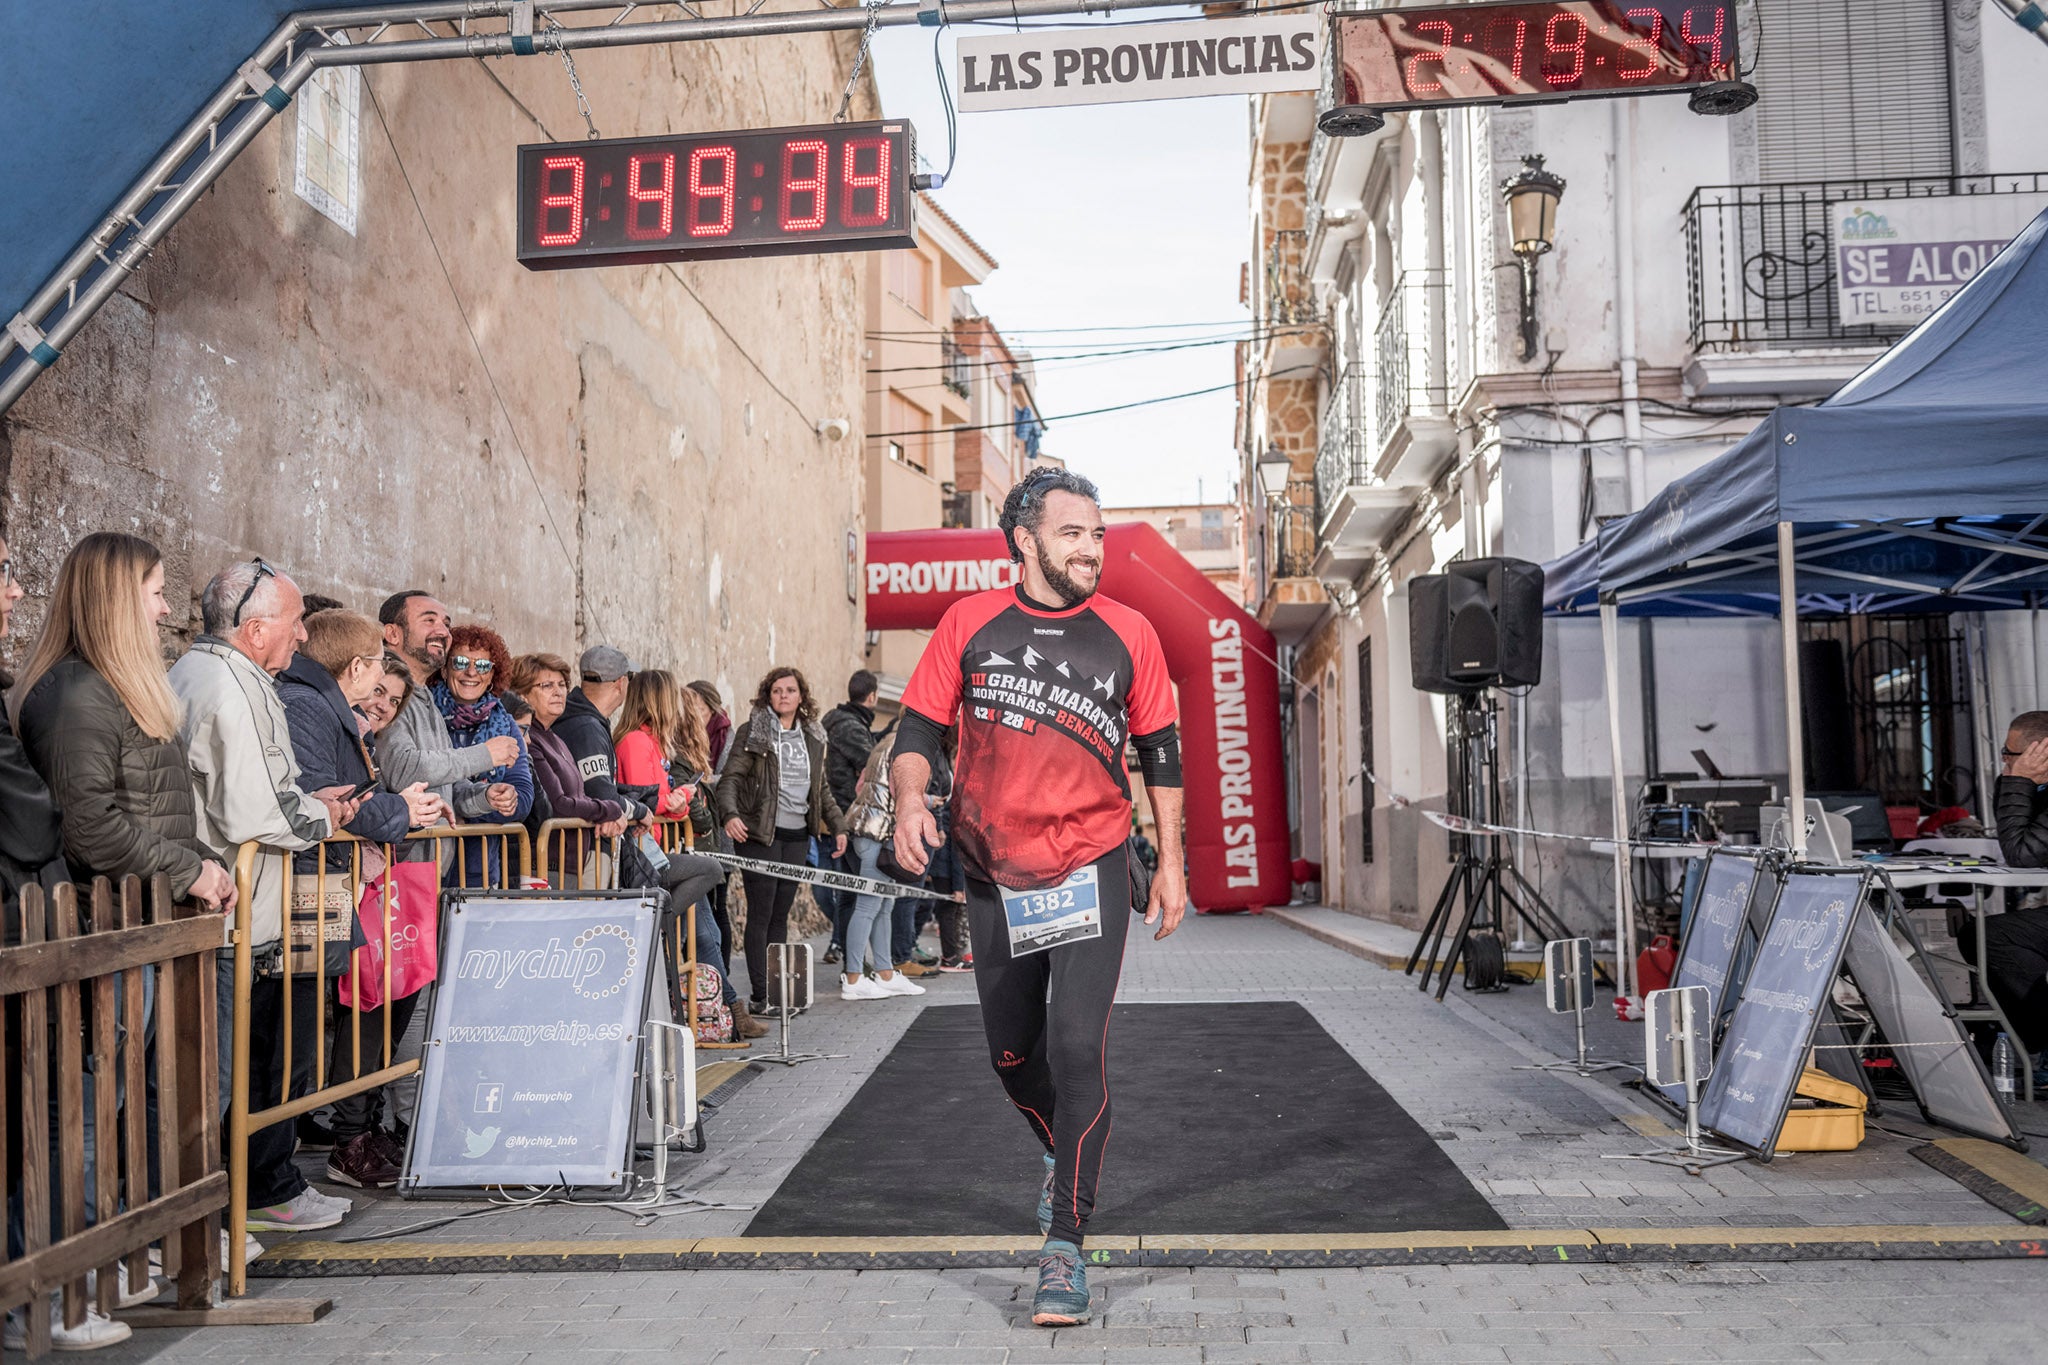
[614,669,762,1038]
[12,532,232,908]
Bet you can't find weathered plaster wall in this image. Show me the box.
[0,29,876,709]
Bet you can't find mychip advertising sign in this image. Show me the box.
[1833,193,2048,327]
[405,891,661,1191]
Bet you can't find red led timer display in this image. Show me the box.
[1333,0,1738,109]
[517,120,916,269]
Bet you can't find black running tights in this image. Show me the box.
[739,828,809,1008]
[966,843,1130,1248]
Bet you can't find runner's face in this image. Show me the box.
[1022,490,1105,606]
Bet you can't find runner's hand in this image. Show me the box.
[894,803,939,876]
[1144,863,1189,941]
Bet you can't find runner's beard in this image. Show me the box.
[1036,542,1100,607]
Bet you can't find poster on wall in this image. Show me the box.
[1833,192,2048,327]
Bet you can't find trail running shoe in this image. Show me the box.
[1037,1152,1056,1237]
[1031,1238,1091,1326]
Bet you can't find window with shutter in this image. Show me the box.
[1752,0,1952,183]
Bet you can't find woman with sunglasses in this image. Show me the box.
[432,624,531,887]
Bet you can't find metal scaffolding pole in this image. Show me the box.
[0,0,1188,413]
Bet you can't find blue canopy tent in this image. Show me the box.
[1540,205,2048,994]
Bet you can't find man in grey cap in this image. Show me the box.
[554,645,646,823]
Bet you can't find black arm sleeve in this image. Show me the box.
[896,707,948,776]
[1132,723,1182,789]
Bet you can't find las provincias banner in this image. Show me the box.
[955,14,1322,113]
[866,524,1292,913]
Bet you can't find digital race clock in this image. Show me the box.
[515,120,917,270]
[1331,1,1739,111]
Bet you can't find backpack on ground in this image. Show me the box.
[692,962,734,1045]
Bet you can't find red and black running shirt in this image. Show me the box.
[898,586,1179,891]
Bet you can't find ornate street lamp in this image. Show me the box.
[1500,155,1566,363]
[1255,445,1293,502]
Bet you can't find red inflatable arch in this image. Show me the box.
[865,523,1290,912]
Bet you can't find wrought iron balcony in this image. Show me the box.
[1266,229,1318,327]
[1684,173,2048,351]
[1314,361,1373,527]
[1374,269,1448,453]
[1270,479,1317,580]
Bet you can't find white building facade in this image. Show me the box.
[1238,0,2048,931]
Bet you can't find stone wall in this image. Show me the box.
[0,31,877,707]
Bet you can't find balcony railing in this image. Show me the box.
[1266,229,1317,327]
[1684,173,2048,351]
[1304,0,1372,228]
[1270,478,1317,580]
[941,335,972,397]
[1314,361,1373,526]
[1374,269,1448,452]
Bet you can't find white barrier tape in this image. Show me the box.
[1423,809,1715,854]
[706,850,966,903]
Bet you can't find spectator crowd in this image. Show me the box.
[0,532,956,1351]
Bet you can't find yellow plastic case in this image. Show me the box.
[1775,1066,1867,1152]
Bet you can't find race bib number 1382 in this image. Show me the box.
[1000,866,1102,958]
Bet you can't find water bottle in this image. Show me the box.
[1992,1032,2019,1099]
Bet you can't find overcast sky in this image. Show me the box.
[869,15,1253,510]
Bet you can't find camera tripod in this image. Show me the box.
[1405,692,1606,1000]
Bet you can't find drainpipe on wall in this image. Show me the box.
[1612,100,1646,510]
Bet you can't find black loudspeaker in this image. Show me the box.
[1409,558,1545,694]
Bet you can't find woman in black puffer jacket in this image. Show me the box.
[11,533,230,909]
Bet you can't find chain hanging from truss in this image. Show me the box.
[834,0,886,123]
[541,14,602,139]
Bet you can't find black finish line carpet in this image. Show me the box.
[745,1001,1505,1237]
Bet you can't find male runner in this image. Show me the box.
[892,466,1187,1326]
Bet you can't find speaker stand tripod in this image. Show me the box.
[1405,693,1610,1001]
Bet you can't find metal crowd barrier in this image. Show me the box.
[532,817,623,889]
[536,816,744,1048]
[0,876,224,1357]
[223,823,529,1297]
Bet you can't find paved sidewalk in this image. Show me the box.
[277,908,2022,1247]
[77,909,2048,1361]
[92,1257,2048,1362]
